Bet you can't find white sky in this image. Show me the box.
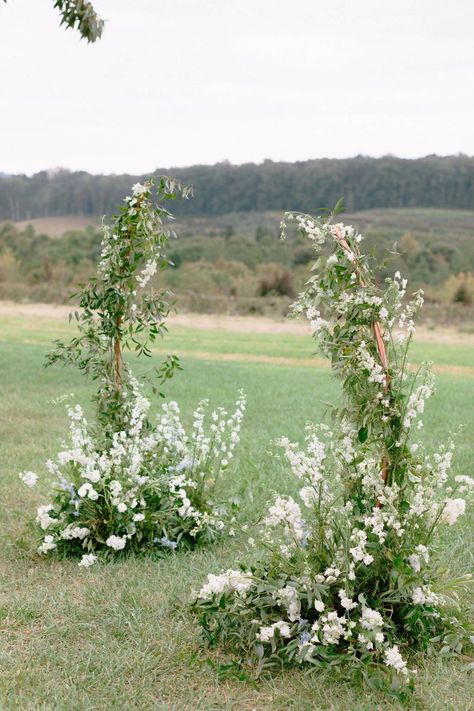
[1,0,474,175]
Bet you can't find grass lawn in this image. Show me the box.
[0,314,473,710]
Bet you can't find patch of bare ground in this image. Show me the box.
[1,300,474,347]
[0,301,73,320]
[5,215,99,237]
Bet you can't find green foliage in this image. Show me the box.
[44,178,191,436]
[53,0,104,41]
[2,0,104,42]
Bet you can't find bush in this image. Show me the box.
[258,270,295,297]
[26,381,245,562]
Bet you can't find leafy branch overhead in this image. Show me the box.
[54,0,104,42]
[3,0,104,42]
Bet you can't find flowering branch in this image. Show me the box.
[45,177,192,436]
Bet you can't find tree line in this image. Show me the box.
[2,155,474,221]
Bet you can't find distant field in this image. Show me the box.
[0,309,473,709]
[6,215,100,236]
[344,207,474,235]
[171,206,474,239]
[6,206,474,239]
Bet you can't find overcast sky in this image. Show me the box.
[2,0,474,175]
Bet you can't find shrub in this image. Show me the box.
[439,272,474,306]
[30,381,245,561]
[20,179,246,564]
[192,213,473,698]
[257,270,295,297]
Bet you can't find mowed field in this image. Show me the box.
[1,307,473,710]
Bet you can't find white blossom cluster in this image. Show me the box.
[21,385,246,566]
[196,399,471,681]
[197,569,254,599]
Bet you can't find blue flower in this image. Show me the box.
[154,536,178,550]
[58,477,76,496]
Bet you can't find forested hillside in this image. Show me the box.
[2,155,474,221]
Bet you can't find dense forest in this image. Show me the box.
[2,155,474,220]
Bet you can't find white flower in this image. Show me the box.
[276,586,301,621]
[78,483,99,501]
[133,513,145,522]
[338,589,357,611]
[408,544,429,572]
[38,535,56,554]
[264,496,305,541]
[131,182,148,196]
[60,525,90,540]
[455,475,474,492]
[109,480,122,497]
[384,645,408,675]
[36,504,57,530]
[256,620,291,642]
[106,535,127,551]
[197,569,253,599]
[117,503,127,513]
[136,259,157,288]
[319,611,348,645]
[19,471,38,488]
[441,498,465,525]
[360,607,383,631]
[412,585,438,606]
[78,554,97,568]
[314,599,325,612]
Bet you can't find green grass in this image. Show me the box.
[2,314,474,369]
[1,316,473,710]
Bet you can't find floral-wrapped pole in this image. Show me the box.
[20,179,247,564]
[45,177,192,438]
[193,211,473,698]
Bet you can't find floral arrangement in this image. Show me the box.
[20,179,246,564]
[192,213,473,697]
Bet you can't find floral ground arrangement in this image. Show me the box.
[19,178,246,563]
[192,213,474,699]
